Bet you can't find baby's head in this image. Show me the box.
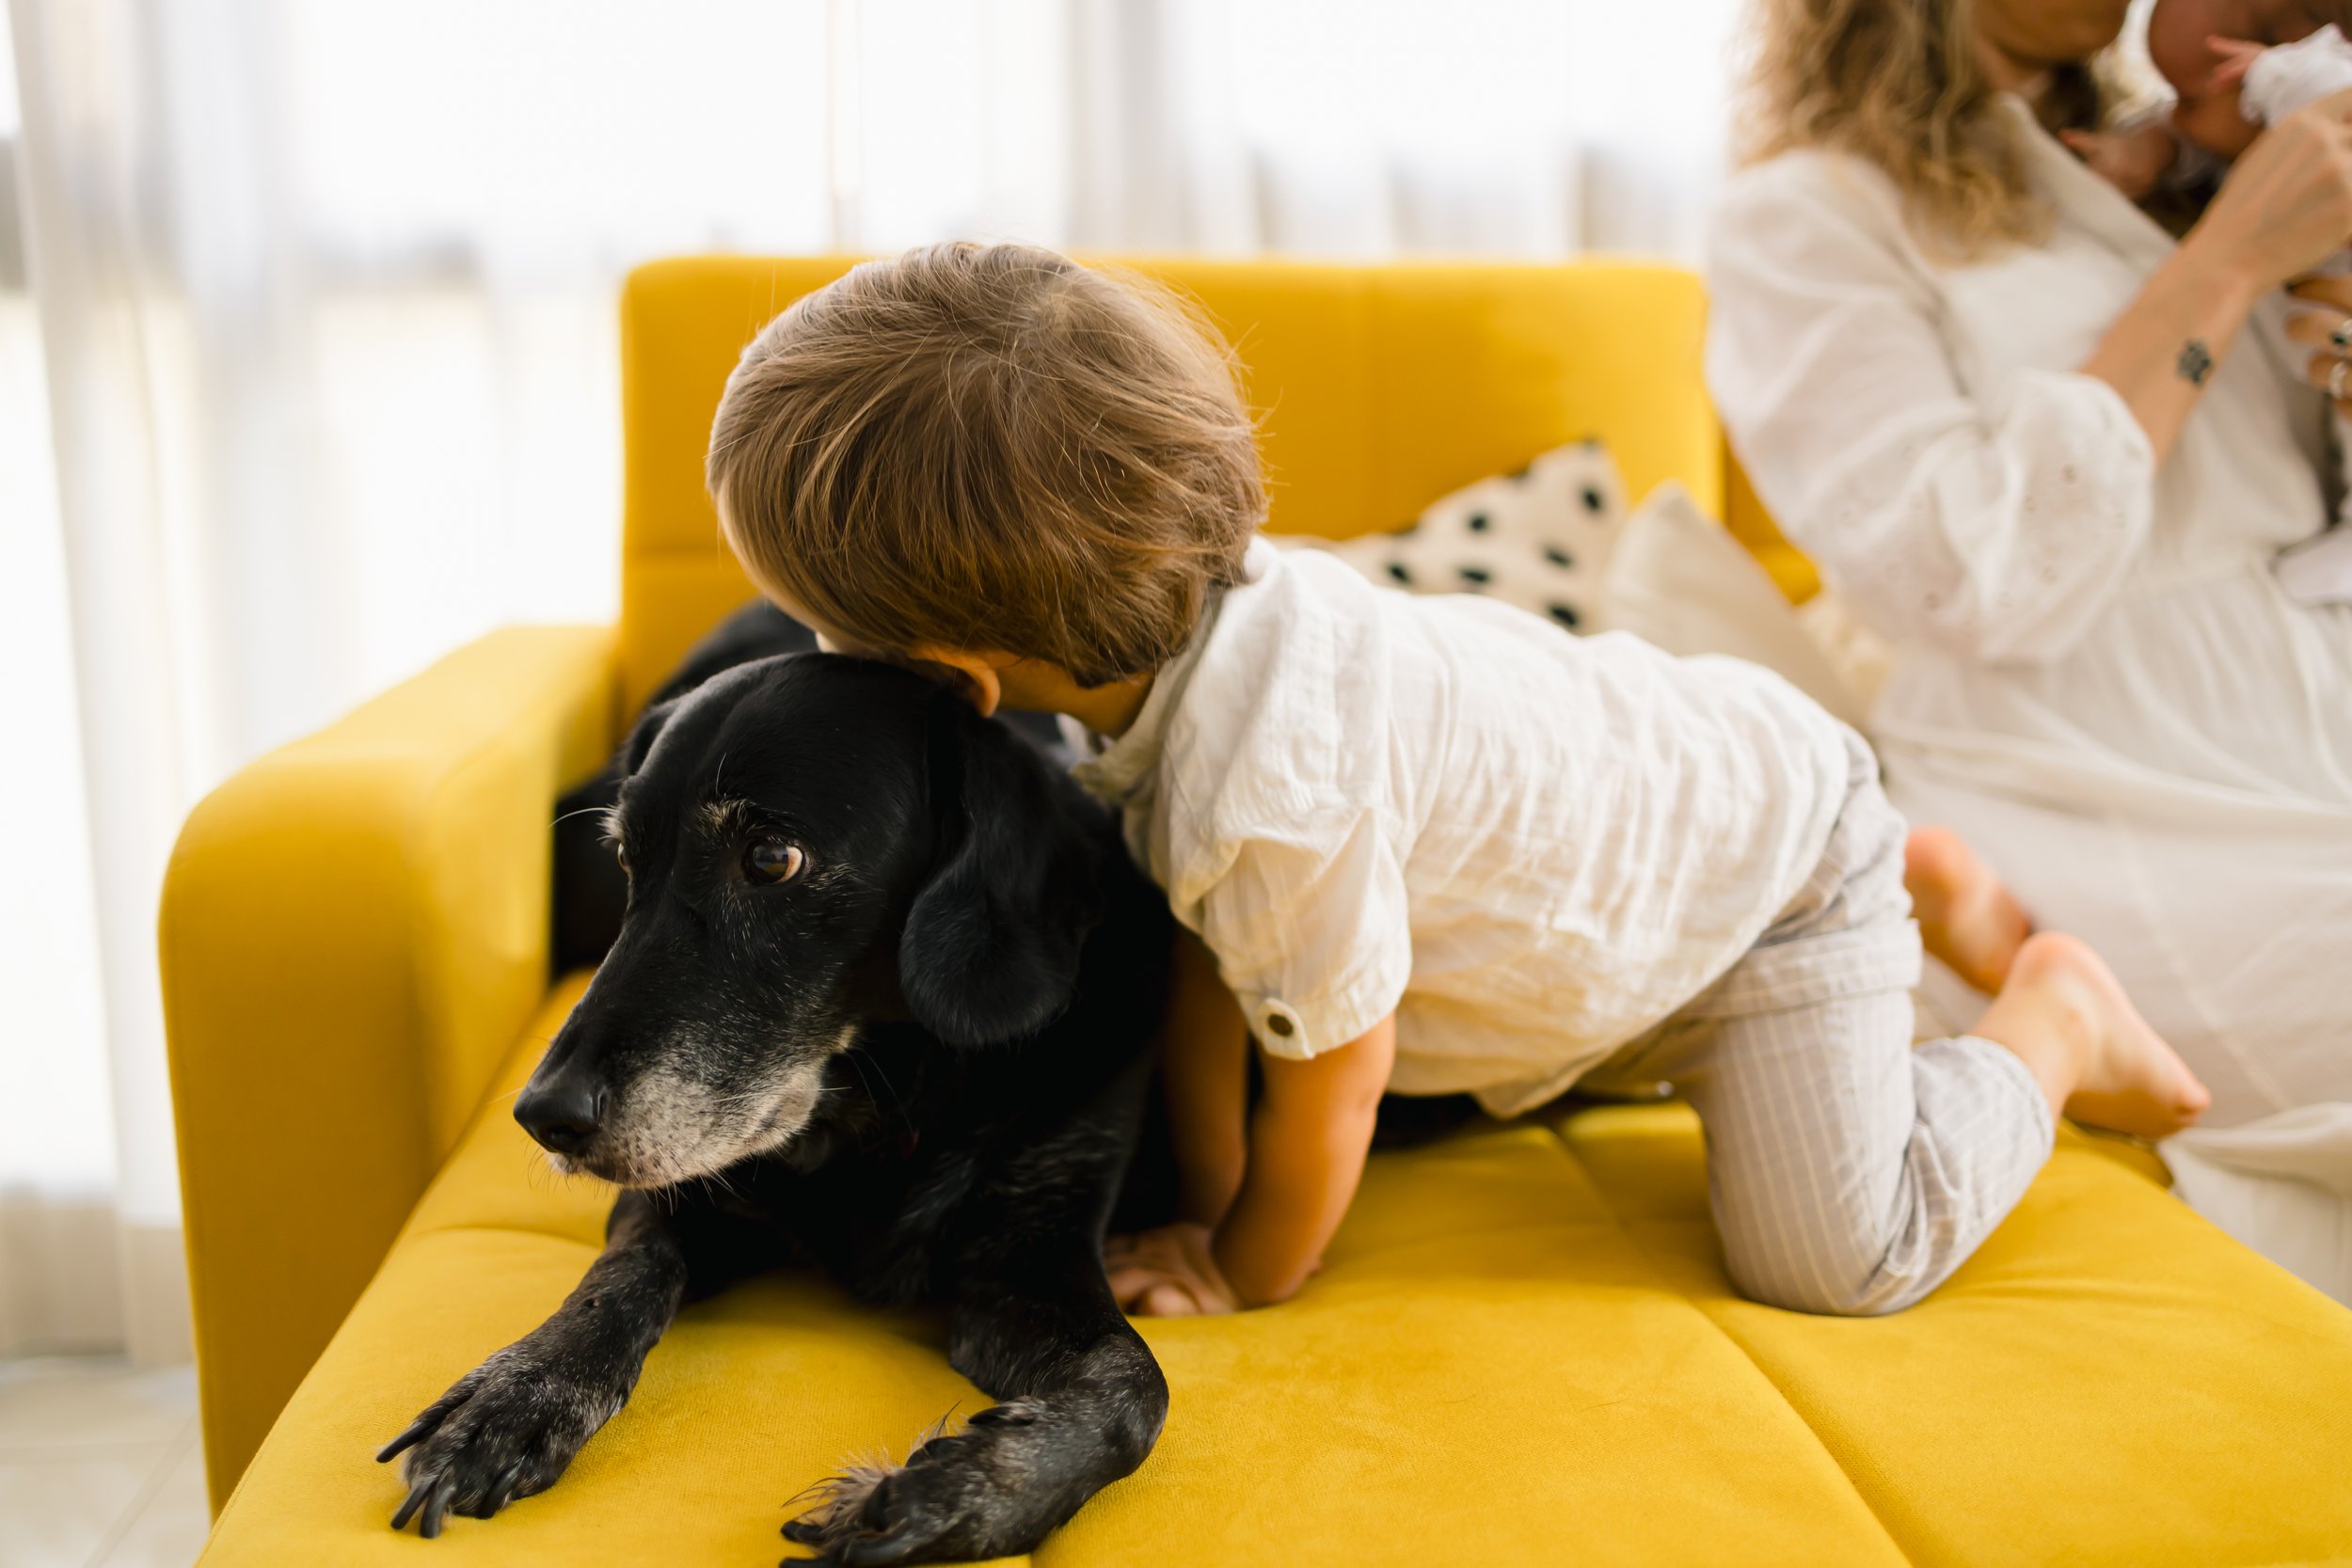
[2151,0,2262,155]
[707,242,1264,699]
[2149,0,2328,157]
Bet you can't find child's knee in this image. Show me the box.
[1722,1239,1935,1318]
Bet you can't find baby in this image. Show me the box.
[2068,2,2352,602]
[707,243,2208,1321]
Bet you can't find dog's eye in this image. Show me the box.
[744,839,806,885]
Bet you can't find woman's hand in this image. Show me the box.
[2192,88,2352,294]
[1105,1223,1243,1318]
[2086,90,2352,463]
[2288,277,2352,417]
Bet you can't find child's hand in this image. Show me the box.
[2208,34,2265,92]
[1104,1223,1243,1317]
[2059,124,2182,199]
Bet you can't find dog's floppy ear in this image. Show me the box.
[899,699,1104,1046]
[552,695,684,970]
[620,697,684,779]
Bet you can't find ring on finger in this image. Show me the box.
[2334,317,2352,354]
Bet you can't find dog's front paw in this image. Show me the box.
[376,1345,624,1538]
[783,1401,1065,1566]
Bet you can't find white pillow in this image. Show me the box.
[1600,482,1870,729]
[1272,450,1874,730]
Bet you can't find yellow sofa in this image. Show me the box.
[162,258,2352,1567]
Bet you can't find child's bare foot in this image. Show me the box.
[1977,932,2210,1139]
[1905,825,2033,993]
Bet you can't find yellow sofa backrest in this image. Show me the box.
[618,255,1793,717]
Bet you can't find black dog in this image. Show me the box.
[379,646,1175,1565]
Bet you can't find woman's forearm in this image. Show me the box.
[2077,230,2265,464]
[2086,88,2352,461]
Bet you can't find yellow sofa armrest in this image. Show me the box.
[1724,443,1820,605]
[160,624,618,1506]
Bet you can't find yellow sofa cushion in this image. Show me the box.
[195,981,2352,1567]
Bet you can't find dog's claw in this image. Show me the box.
[420,1472,457,1539]
[485,1458,527,1517]
[782,1518,825,1544]
[389,1481,428,1532]
[376,1415,435,1464]
[833,1529,923,1568]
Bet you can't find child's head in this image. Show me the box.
[707,242,1264,691]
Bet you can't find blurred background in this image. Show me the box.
[1,0,1741,1384]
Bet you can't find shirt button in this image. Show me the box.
[1264,1013,1295,1038]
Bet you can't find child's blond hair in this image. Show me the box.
[707,242,1264,688]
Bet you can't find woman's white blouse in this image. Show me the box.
[1704,101,2352,1138]
[1708,109,2325,674]
[1068,538,1851,1117]
[1707,173,2159,664]
[1706,102,2348,810]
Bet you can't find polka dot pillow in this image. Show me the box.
[1275,439,1627,632]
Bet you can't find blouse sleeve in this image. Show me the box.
[1185,810,1411,1064]
[1704,157,2156,665]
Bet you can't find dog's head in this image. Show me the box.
[516,653,1104,1187]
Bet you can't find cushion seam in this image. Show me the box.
[1539,1118,1921,1568]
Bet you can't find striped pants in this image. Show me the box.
[1588,733,2055,1316]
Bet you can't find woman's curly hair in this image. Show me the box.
[1739,0,2113,257]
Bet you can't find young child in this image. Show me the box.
[706,242,2209,1320]
[2065,3,2352,603]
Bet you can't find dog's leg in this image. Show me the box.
[785,1243,1166,1565]
[376,1191,688,1537]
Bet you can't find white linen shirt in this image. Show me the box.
[1068,538,1853,1117]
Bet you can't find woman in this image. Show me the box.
[1707,0,2352,1297]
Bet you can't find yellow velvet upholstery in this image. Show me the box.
[164,257,2352,1564]
[190,989,2352,1568]
[161,626,616,1503]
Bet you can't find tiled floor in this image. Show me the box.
[0,1357,209,1568]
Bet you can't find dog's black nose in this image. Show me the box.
[515,1078,605,1155]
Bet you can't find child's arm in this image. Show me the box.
[2060,120,2185,199]
[1107,1009,1396,1316]
[1160,928,1250,1227]
[1212,1014,1396,1308]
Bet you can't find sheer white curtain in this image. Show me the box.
[1068,0,1741,258]
[1,0,1742,1363]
